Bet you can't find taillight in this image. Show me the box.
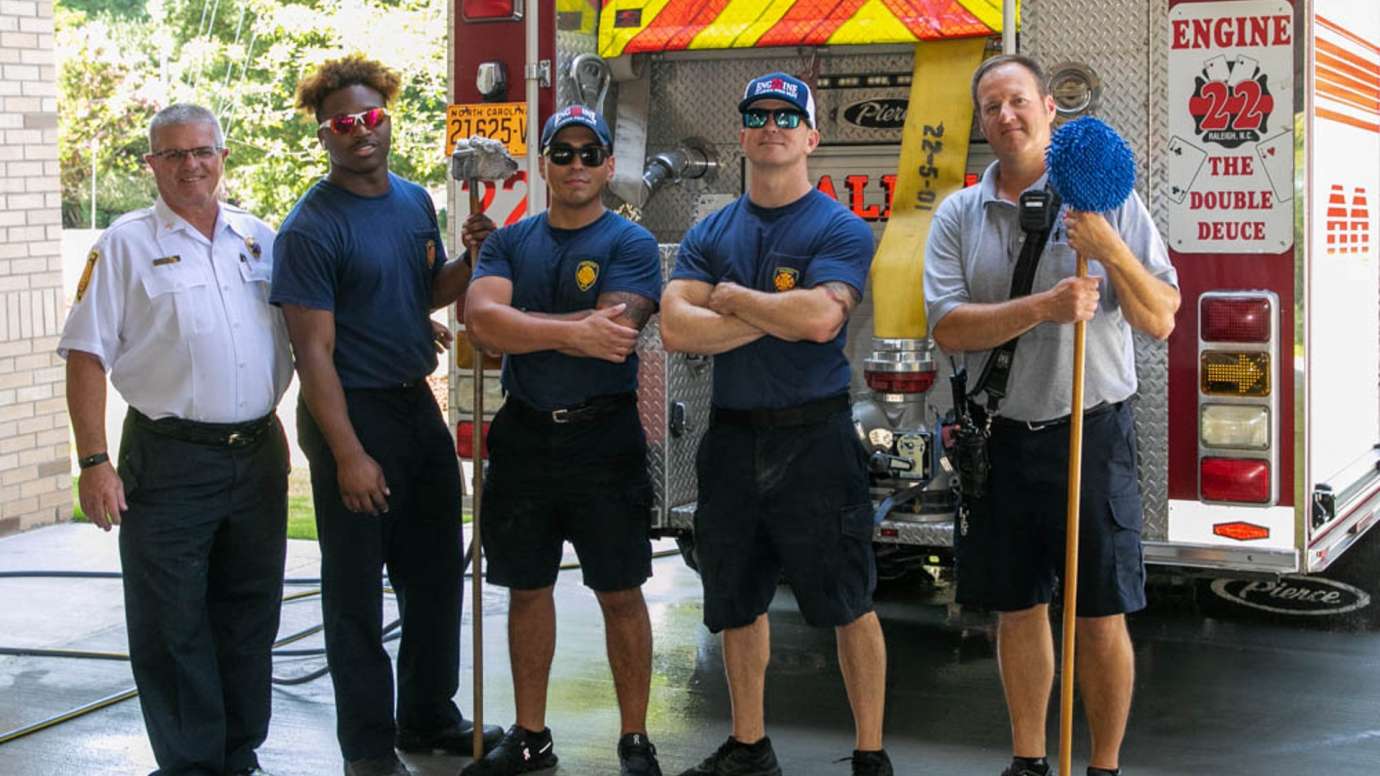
[1200,404,1269,449]
[1201,457,1272,503]
[456,421,491,460]
[1201,296,1271,342]
[462,0,521,21]
[1200,351,1271,396]
[864,370,937,394]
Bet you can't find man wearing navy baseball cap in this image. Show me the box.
[663,72,891,776]
[461,101,663,776]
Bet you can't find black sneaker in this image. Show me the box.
[1002,760,1050,776]
[459,725,558,776]
[851,749,893,776]
[619,732,663,776]
[344,754,411,776]
[396,718,505,755]
[677,736,782,776]
[1087,769,1121,776]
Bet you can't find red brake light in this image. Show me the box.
[1201,457,1271,503]
[462,0,518,21]
[1201,296,1271,343]
[864,369,937,394]
[456,420,491,460]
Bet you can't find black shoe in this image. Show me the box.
[344,754,412,776]
[396,718,506,755]
[228,769,274,776]
[677,737,782,776]
[619,732,663,776]
[1002,761,1050,776]
[1088,769,1121,776]
[851,750,893,776]
[459,725,558,775]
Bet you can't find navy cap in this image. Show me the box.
[540,105,613,150]
[738,71,816,127]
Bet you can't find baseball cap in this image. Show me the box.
[540,105,613,150]
[738,72,816,127]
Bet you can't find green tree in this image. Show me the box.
[57,0,451,227]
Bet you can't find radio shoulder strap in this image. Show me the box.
[972,188,1062,412]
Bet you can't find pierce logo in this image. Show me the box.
[1210,576,1370,616]
[843,99,908,129]
[1186,57,1275,149]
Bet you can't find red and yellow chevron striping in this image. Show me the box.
[598,0,1011,58]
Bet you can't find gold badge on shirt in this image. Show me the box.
[575,260,599,292]
[75,249,99,303]
[244,234,262,260]
[426,239,437,269]
[772,267,799,292]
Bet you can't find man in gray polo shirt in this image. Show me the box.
[923,55,1179,776]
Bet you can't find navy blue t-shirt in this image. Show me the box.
[270,174,446,389]
[473,209,660,410]
[672,189,874,410]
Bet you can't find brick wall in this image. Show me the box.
[0,0,70,536]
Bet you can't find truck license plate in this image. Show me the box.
[446,102,528,157]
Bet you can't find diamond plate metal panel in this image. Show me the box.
[1027,0,1170,539]
[638,244,714,528]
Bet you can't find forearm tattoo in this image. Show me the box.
[598,291,657,330]
[821,281,861,318]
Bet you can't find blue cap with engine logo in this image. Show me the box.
[540,105,613,150]
[738,71,816,127]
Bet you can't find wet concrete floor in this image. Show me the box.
[1,523,1379,775]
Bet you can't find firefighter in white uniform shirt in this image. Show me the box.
[58,103,293,776]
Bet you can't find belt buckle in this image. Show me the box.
[226,431,245,447]
[551,408,570,424]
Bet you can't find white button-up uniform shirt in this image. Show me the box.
[58,198,294,423]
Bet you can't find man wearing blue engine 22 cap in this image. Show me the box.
[662,72,891,776]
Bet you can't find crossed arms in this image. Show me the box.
[659,278,860,355]
[464,280,657,363]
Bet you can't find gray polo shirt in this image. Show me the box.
[924,161,1177,422]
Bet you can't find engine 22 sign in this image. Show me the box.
[1167,0,1294,253]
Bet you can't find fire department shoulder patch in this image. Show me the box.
[575,260,599,292]
[426,239,437,269]
[76,249,99,303]
[772,267,799,292]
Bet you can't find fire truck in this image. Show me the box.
[447,0,1380,624]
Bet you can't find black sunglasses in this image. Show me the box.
[742,108,807,129]
[545,143,610,166]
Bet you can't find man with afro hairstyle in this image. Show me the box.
[270,54,502,776]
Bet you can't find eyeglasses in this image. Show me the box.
[545,143,610,167]
[318,107,389,135]
[148,146,221,163]
[742,108,807,129]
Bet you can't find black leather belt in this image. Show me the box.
[992,400,1122,432]
[506,393,636,425]
[131,408,275,448]
[711,394,849,429]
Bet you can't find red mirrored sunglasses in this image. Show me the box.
[318,107,389,135]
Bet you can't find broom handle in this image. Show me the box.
[1058,252,1089,776]
[469,176,485,761]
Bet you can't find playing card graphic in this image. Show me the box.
[1167,135,1208,204]
[1204,55,1231,83]
[1254,130,1294,202]
[1229,55,1260,86]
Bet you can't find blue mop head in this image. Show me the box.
[1046,116,1136,213]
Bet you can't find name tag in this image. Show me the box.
[152,255,181,266]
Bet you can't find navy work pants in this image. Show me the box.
[297,384,465,761]
[117,412,289,775]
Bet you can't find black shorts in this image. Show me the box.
[955,400,1147,617]
[693,402,876,633]
[480,397,653,593]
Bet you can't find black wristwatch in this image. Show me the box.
[78,452,110,469]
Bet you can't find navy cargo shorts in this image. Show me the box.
[693,396,877,633]
[955,400,1147,617]
[481,396,654,593]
